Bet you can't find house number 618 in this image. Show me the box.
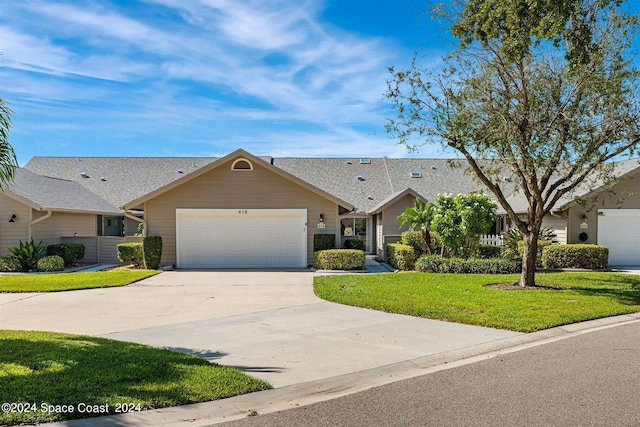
[238,210,248,214]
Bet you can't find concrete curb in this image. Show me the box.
[48,312,640,427]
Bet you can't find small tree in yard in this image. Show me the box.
[386,0,640,286]
[431,193,497,258]
[397,198,435,255]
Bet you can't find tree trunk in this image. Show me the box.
[518,231,538,287]
[422,230,433,255]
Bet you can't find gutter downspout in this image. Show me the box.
[123,210,147,237]
[29,210,52,240]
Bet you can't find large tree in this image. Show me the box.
[386,0,640,287]
[0,94,18,188]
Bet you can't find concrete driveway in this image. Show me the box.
[0,271,521,387]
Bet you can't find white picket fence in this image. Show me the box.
[480,234,503,246]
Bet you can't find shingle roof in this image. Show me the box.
[7,168,120,214]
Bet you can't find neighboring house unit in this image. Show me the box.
[2,148,636,267]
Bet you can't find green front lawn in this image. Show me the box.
[0,330,271,425]
[0,271,159,292]
[314,272,640,332]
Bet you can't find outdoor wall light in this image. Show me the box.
[581,214,588,222]
[8,214,16,223]
[319,213,324,222]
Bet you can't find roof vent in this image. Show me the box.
[431,165,437,170]
[100,177,107,182]
[503,176,512,182]
[178,169,184,174]
[346,160,352,165]
[410,172,422,178]
[367,196,374,200]
[360,159,371,164]
[357,175,365,181]
[80,172,89,178]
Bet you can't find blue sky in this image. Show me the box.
[0,0,453,165]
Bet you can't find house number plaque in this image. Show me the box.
[238,210,248,214]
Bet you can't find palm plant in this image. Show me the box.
[397,198,435,255]
[0,95,18,188]
[9,239,47,271]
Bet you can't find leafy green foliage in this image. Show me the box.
[386,243,415,270]
[36,255,65,272]
[0,256,22,272]
[430,193,497,258]
[401,230,429,257]
[0,330,271,425]
[142,236,162,270]
[314,249,365,270]
[397,198,435,254]
[502,228,557,259]
[313,234,335,252]
[542,244,609,269]
[116,242,144,268]
[0,94,18,189]
[478,244,503,259]
[46,244,85,266]
[343,238,365,250]
[8,239,46,271]
[415,255,521,274]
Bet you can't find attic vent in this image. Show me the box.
[367,196,374,200]
[360,159,371,164]
[232,158,253,171]
[80,172,89,178]
[410,172,422,178]
[503,176,512,182]
[177,169,184,174]
[346,160,352,165]
[100,177,107,182]
[357,175,365,181]
[431,165,437,170]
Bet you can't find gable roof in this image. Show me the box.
[4,168,120,214]
[120,149,355,211]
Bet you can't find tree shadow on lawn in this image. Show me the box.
[570,285,640,305]
[0,334,270,424]
[163,346,284,374]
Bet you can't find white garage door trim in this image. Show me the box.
[176,209,307,269]
[597,209,640,266]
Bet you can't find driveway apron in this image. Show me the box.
[0,271,521,388]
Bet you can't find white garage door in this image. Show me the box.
[597,209,640,266]
[176,209,307,269]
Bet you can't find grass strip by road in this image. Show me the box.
[0,271,159,292]
[314,272,640,332]
[0,330,271,425]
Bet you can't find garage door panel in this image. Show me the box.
[177,209,307,268]
[598,209,640,266]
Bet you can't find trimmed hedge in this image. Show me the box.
[142,236,162,270]
[478,244,502,259]
[386,243,415,271]
[415,255,522,274]
[0,256,22,272]
[37,255,65,272]
[46,243,85,266]
[542,244,609,269]
[401,231,428,257]
[314,234,335,252]
[117,242,144,268]
[344,238,365,251]
[314,249,365,270]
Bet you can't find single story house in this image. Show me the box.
[1,149,637,267]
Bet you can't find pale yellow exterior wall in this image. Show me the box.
[567,173,640,244]
[144,158,339,266]
[375,194,415,255]
[0,194,31,256]
[32,212,96,245]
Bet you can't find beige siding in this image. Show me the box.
[61,236,143,264]
[541,214,567,244]
[375,194,415,256]
[0,195,30,256]
[145,158,339,266]
[567,174,640,244]
[33,212,96,246]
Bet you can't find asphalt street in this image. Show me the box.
[217,321,640,427]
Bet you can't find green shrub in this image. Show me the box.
[502,228,557,258]
[142,236,163,269]
[344,238,365,251]
[478,244,502,259]
[314,249,366,270]
[415,255,522,274]
[401,231,428,257]
[386,243,415,271]
[314,234,335,252]
[37,255,65,272]
[46,244,85,266]
[8,239,47,271]
[117,242,144,268]
[0,256,22,272]
[542,244,609,269]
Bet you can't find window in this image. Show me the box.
[340,217,369,251]
[232,158,253,170]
